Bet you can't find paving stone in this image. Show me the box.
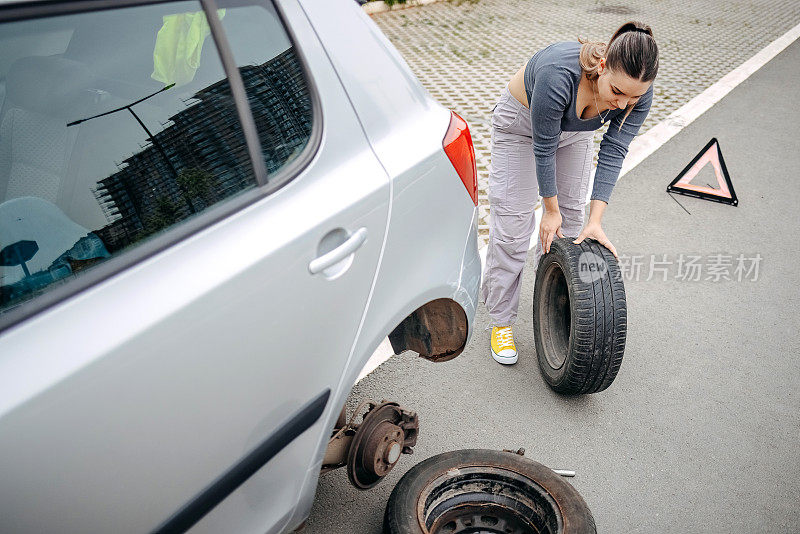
[370,0,800,245]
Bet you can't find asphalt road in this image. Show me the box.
[305,38,800,534]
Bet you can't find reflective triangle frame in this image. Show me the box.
[667,138,738,206]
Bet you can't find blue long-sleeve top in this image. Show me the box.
[523,41,653,203]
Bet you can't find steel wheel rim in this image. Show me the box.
[416,466,563,534]
[540,261,571,370]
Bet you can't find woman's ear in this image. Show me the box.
[598,58,606,74]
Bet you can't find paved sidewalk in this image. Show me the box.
[369,0,800,246]
[306,21,800,534]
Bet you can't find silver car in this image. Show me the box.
[0,0,480,532]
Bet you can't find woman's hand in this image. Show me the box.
[573,221,619,260]
[539,209,564,254]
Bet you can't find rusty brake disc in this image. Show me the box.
[346,401,418,490]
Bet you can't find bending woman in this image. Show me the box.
[481,21,659,365]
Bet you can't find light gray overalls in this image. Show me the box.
[480,85,594,327]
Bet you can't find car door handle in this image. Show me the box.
[308,227,368,275]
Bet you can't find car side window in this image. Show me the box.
[214,0,314,179]
[0,1,313,319]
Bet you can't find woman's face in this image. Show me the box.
[596,60,652,111]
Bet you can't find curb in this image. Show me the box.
[362,0,443,15]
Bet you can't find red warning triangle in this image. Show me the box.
[667,138,738,206]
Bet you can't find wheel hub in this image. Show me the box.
[346,401,418,489]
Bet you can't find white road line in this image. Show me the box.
[356,337,394,382]
[356,23,800,383]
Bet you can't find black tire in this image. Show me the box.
[384,449,596,534]
[533,237,626,395]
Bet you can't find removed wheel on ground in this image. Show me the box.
[533,237,627,395]
[384,449,596,534]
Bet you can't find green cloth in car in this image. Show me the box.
[151,9,225,87]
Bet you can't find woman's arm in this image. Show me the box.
[588,198,607,224]
[573,87,654,258]
[591,83,654,203]
[530,64,571,200]
[573,199,619,259]
[531,65,573,254]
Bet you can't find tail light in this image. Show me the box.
[442,111,478,205]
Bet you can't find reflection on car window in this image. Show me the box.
[0,1,314,316]
[216,0,313,176]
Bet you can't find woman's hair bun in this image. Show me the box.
[613,21,654,42]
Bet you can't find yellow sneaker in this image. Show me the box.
[491,326,518,365]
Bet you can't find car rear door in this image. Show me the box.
[0,1,389,533]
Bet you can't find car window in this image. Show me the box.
[0,1,313,318]
[215,0,314,176]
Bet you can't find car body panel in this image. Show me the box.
[0,2,391,532]
[286,1,481,530]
